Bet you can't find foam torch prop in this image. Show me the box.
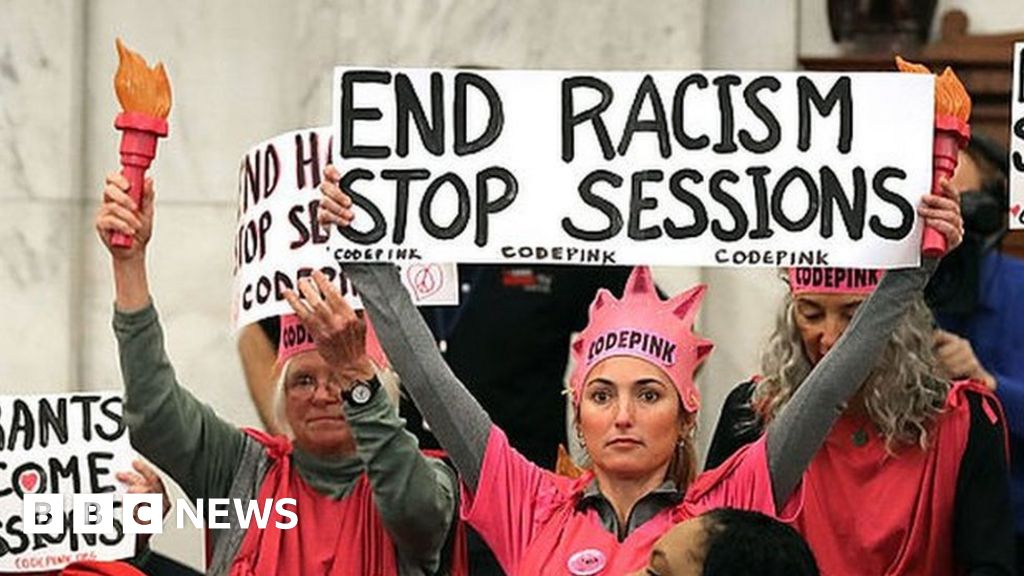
[896,56,972,257]
[111,38,172,248]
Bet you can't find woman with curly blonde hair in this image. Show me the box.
[706,257,1016,575]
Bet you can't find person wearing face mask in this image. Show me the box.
[705,239,1016,570]
[928,135,1024,573]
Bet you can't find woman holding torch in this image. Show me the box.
[95,172,464,576]
[320,164,965,575]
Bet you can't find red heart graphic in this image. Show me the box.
[406,264,444,301]
[1012,204,1022,217]
[19,471,40,493]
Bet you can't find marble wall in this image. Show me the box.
[0,0,84,394]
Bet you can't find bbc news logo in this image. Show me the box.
[22,495,298,534]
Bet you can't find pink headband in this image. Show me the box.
[277,315,316,368]
[276,314,389,369]
[569,267,712,413]
[787,268,882,295]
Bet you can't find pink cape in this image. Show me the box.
[227,429,397,576]
[787,380,1006,575]
[462,427,800,575]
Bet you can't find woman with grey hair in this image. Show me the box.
[705,260,1015,574]
[96,171,463,575]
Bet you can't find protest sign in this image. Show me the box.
[233,126,459,330]
[1011,42,1024,230]
[330,67,935,268]
[0,392,135,573]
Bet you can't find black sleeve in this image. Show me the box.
[704,380,763,471]
[954,391,1017,576]
[563,265,632,330]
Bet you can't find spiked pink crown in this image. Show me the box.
[569,267,712,413]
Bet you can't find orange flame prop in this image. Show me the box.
[895,56,971,122]
[110,39,172,249]
[895,56,972,257]
[114,38,172,118]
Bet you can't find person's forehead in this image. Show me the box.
[586,355,673,384]
[286,350,327,373]
[664,516,704,541]
[653,516,707,572]
[794,293,866,307]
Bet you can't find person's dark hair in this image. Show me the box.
[258,315,280,350]
[700,508,819,576]
[960,133,1009,244]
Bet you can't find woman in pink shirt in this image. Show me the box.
[322,165,964,575]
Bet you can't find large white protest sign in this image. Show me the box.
[329,67,935,268]
[1011,42,1024,230]
[0,392,135,572]
[233,127,460,330]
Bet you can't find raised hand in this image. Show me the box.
[95,171,155,261]
[918,178,964,252]
[318,165,355,228]
[282,270,375,385]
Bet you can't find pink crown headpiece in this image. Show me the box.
[787,268,883,295]
[276,314,389,369]
[569,267,712,413]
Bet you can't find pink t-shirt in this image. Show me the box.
[462,426,798,575]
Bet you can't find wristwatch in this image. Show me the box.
[342,375,381,407]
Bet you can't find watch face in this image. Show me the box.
[350,383,373,405]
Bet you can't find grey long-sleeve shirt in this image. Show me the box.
[346,261,936,511]
[113,303,457,575]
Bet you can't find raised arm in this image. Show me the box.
[343,264,493,492]
[348,389,459,572]
[319,165,493,491]
[97,172,245,500]
[283,272,459,570]
[765,181,964,507]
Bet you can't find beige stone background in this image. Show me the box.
[2,0,1022,570]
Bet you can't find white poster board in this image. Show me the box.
[0,392,135,572]
[233,127,460,330]
[329,67,935,268]
[1011,42,1024,230]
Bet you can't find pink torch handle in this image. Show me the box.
[111,113,167,248]
[925,129,964,257]
[111,162,149,248]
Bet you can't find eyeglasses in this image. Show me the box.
[285,374,343,400]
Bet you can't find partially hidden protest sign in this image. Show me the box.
[329,67,935,268]
[0,392,135,573]
[1011,42,1024,230]
[233,127,459,330]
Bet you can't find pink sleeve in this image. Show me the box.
[682,436,802,521]
[460,426,567,575]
